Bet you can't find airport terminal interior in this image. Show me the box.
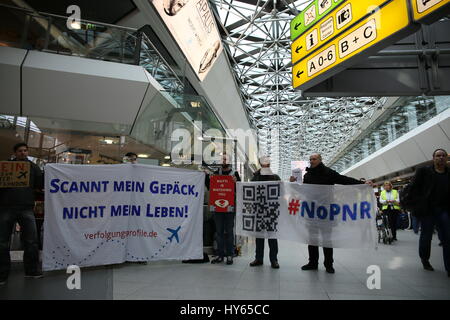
[0,0,449,300]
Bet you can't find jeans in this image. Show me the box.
[255,238,278,263]
[419,207,450,271]
[214,213,235,257]
[0,207,40,279]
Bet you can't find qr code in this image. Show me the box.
[242,184,281,232]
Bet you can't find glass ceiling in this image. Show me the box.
[210,0,388,178]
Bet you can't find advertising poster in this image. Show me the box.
[151,0,223,81]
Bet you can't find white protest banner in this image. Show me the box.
[236,182,377,248]
[43,164,205,271]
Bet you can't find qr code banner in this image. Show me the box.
[238,182,281,237]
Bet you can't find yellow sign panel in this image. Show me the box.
[411,0,450,22]
[293,0,411,91]
[0,161,30,188]
[291,0,389,65]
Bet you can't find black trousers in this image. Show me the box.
[383,208,399,239]
[308,245,333,267]
[255,238,278,263]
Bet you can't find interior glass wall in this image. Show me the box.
[330,96,450,173]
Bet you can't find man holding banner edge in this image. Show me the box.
[301,153,373,274]
[0,143,44,285]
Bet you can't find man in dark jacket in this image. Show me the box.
[0,143,44,285]
[205,154,241,265]
[301,153,371,274]
[409,149,450,277]
[249,156,282,269]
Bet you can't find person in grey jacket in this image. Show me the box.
[0,143,44,285]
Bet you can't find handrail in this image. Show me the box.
[0,3,138,32]
[139,32,184,88]
[0,2,185,93]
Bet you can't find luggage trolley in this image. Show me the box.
[376,209,393,245]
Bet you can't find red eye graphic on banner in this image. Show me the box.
[209,175,235,212]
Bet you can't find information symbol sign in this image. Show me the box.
[306,29,319,51]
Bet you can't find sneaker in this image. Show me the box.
[226,256,233,265]
[301,263,318,271]
[25,272,43,279]
[211,256,224,264]
[325,266,335,274]
[249,260,263,267]
[421,260,434,271]
[271,261,280,269]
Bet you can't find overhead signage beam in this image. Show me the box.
[291,0,391,65]
[292,0,419,91]
[290,0,346,41]
[410,0,450,24]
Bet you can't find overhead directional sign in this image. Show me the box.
[292,0,390,64]
[292,0,418,91]
[291,0,346,41]
[410,0,450,23]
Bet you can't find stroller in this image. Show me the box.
[376,209,393,245]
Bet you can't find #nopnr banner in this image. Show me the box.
[43,164,205,271]
[236,182,377,248]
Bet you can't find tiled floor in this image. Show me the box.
[1,229,449,299]
[112,229,450,300]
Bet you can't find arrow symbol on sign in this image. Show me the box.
[296,71,304,78]
[294,22,301,30]
[295,46,303,54]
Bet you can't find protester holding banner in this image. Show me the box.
[249,156,281,269]
[122,152,148,265]
[0,143,44,285]
[205,154,241,265]
[301,153,371,274]
[123,152,138,164]
[380,181,401,241]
